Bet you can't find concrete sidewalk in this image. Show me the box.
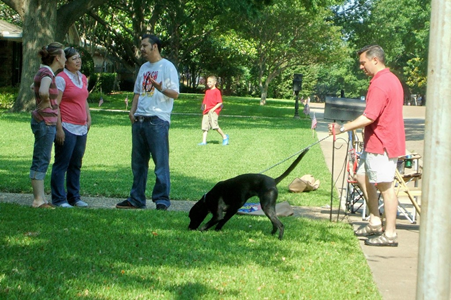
[310,102,425,300]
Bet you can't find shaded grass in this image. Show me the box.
[0,93,332,207]
[0,203,380,299]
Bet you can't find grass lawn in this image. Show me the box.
[0,93,381,299]
[0,93,332,207]
[0,204,380,299]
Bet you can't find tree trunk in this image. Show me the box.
[260,80,270,105]
[7,0,111,112]
[13,0,58,112]
[260,89,267,105]
[258,73,265,105]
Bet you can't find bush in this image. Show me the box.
[88,73,98,92]
[100,73,116,94]
[179,82,204,94]
[88,73,117,94]
[0,87,18,109]
[119,78,135,92]
[87,91,108,104]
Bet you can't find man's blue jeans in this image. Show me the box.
[30,118,56,180]
[128,116,170,208]
[51,128,87,206]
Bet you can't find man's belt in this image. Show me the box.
[135,115,159,122]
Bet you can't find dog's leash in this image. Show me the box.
[259,135,331,174]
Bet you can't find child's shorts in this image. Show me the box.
[202,112,220,131]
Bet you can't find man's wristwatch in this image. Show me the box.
[340,126,345,133]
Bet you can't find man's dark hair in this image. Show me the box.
[142,34,162,53]
[357,45,385,65]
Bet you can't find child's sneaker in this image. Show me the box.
[222,134,229,145]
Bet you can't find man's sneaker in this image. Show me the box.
[198,142,207,146]
[74,200,88,207]
[156,204,168,211]
[222,134,229,146]
[116,200,140,209]
[365,233,398,247]
[58,203,73,208]
[354,223,383,237]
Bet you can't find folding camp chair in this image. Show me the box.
[393,154,422,223]
[345,145,365,214]
[345,148,384,220]
[344,133,377,219]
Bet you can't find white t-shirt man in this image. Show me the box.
[133,58,179,123]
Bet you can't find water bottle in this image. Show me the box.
[405,155,412,168]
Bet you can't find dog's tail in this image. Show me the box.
[274,147,310,185]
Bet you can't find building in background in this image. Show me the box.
[0,20,22,87]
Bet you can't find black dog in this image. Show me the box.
[188,148,310,240]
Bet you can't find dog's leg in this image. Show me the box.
[260,191,284,240]
[214,210,238,231]
[200,216,220,231]
[265,208,284,240]
[200,208,225,231]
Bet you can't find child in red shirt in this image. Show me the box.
[199,76,229,145]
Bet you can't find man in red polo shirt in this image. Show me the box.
[329,45,405,247]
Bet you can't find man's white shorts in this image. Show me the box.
[356,151,397,183]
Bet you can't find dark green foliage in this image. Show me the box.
[331,0,430,98]
[88,73,117,95]
[0,87,18,110]
[78,47,95,78]
[88,73,98,92]
[99,73,117,94]
[180,83,205,94]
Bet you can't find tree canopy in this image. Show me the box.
[1,0,431,110]
[2,0,111,111]
[328,0,430,99]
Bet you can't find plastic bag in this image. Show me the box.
[288,174,320,193]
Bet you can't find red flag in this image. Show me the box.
[311,112,317,129]
[98,97,104,107]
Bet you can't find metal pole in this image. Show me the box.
[336,133,351,222]
[416,0,451,298]
[329,123,337,221]
[294,91,300,119]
